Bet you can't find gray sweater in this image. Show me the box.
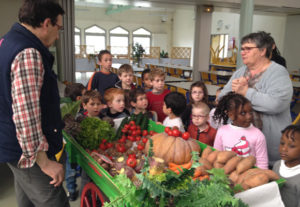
[219,61,293,165]
[273,160,300,207]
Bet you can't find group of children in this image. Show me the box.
[64,49,300,206]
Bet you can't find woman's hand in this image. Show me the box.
[232,77,248,96]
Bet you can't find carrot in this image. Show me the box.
[199,175,210,181]
[168,161,192,174]
[194,166,208,178]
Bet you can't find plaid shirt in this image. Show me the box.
[11,48,49,168]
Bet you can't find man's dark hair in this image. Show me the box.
[164,92,186,116]
[19,0,65,28]
[98,50,112,61]
[64,83,85,101]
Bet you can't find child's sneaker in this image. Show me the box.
[67,190,79,201]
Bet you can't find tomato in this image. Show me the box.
[127,136,135,142]
[165,127,171,134]
[131,131,137,137]
[149,130,155,136]
[136,129,141,136]
[136,136,141,141]
[106,142,114,148]
[137,144,145,151]
[130,125,137,131]
[99,143,107,150]
[124,124,130,129]
[121,128,128,133]
[101,139,107,143]
[126,157,137,168]
[128,154,136,159]
[129,121,135,126]
[136,126,141,130]
[167,131,173,136]
[117,144,126,153]
[142,130,148,137]
[181,132,190,140]
[118,137,126,143]
[142,137,148,144]
[172,129,181,137]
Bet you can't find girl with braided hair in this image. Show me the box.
[213,92,268,169]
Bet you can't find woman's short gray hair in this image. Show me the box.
[241,31,274,58]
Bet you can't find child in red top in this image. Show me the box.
[188,102,216,146]
[146,68,170,122]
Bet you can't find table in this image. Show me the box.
[112,63,145,72]
[165,82,221,96]
[134,73,188,82]
[210,64,236,71]
[150,63,193,79]
[200,70,233,84]
[292,81,300,88]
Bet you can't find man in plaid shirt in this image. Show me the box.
[0,0,69,206]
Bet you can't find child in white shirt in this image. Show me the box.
[162,92,186,132]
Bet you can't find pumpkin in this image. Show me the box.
[144,133,201,165]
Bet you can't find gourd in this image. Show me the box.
[145,133,201,165]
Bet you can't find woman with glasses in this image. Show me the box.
[219,31,293,167]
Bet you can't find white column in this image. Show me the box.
[236,0,254,68]
[192,5,212,81]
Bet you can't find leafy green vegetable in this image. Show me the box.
[76,117,115,150]
[60,100,81,118]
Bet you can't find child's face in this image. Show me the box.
[83,98,103,117]
[119,72,133,87]
[191,87,204,103]
[191,107,209,127]
[229,102,253,128]
[279,131,300,167]
[133,94,148,110]
[98,54,112,71]
[151,76,165,93]
[108,94,125,113]
[143,73,152,89]
[162,102,170,116]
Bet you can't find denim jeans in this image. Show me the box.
[65,153,77,193]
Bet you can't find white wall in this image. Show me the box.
[75,7,173,53]
[284,15,300,71]
[0,0,22,36]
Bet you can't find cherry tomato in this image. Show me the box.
[129,121,135,126]
[136,136,141,141]
[181,132,190,140]
[137,144,145,151]
[121,128,128,133]
[106,142,114,148]
[130,125,137,131]
[131,131,137,137]
[99,143,107,150]
[117,144,126,153]
[165,127,171,134]
[136,129,141,136]
[167,131,173,136]
[142,137,148,144]
[124,124,130,129]
[142,130,148,137]
[101,139,107,143]
[128,154,136,159]
[126,157,137,168]
[118,137,126,143]
[172,129,180,137]
[127,136,135,142]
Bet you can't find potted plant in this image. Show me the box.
[160,50,169,58]
[132,43,145,67]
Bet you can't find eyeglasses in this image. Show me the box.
[191,91,204,95]
[241,46,259,52]
[192,114,207,119]
[55,23,64,31]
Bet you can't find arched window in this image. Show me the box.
[84,25,106,54]
[109,26,129,55]
[74,26,81,54]
[132,28,151,54]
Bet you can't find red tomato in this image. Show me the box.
[137,144,145,151]
[165,127,171,134]
[136,129,141,136]
[124,124,130,129]
[136,126,141,130]
[172,129,180,137]
[130,125,137,131]
[142,130,148,137]
[182,132,190,140]
[118,137,126,143]
[129,121,135,126]
[167,131,173,136]
[121,128,128,133]
[117,144,126,153]
[101,139,107,143]
[127,136,135,142]
[142,137,148,144]
[128,154,136,159]
[126,157,137,168]
[99,143,107,150]
[106,142,114,148]
[136,136,141,141]
[131,131,137,137]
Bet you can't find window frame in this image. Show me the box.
[109,26,129,56]
[84,25,106,54]
[74,26,81,55]
[132,27,152,55]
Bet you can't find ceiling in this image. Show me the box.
[75,0,300,15]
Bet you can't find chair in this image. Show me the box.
[292,113,300,125]
[136,76,142,87]
[200,72,211,84]
[169,86,177,92]
[168,67,177,77]
[176,69,184,78]
[177,87,187,97]
[149,64,156,70]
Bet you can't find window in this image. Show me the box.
[84,25,106,54]
[74,27,81,54]
[132,28,151,54]
[109,26,129,55]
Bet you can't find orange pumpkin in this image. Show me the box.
[144,133,201,165]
